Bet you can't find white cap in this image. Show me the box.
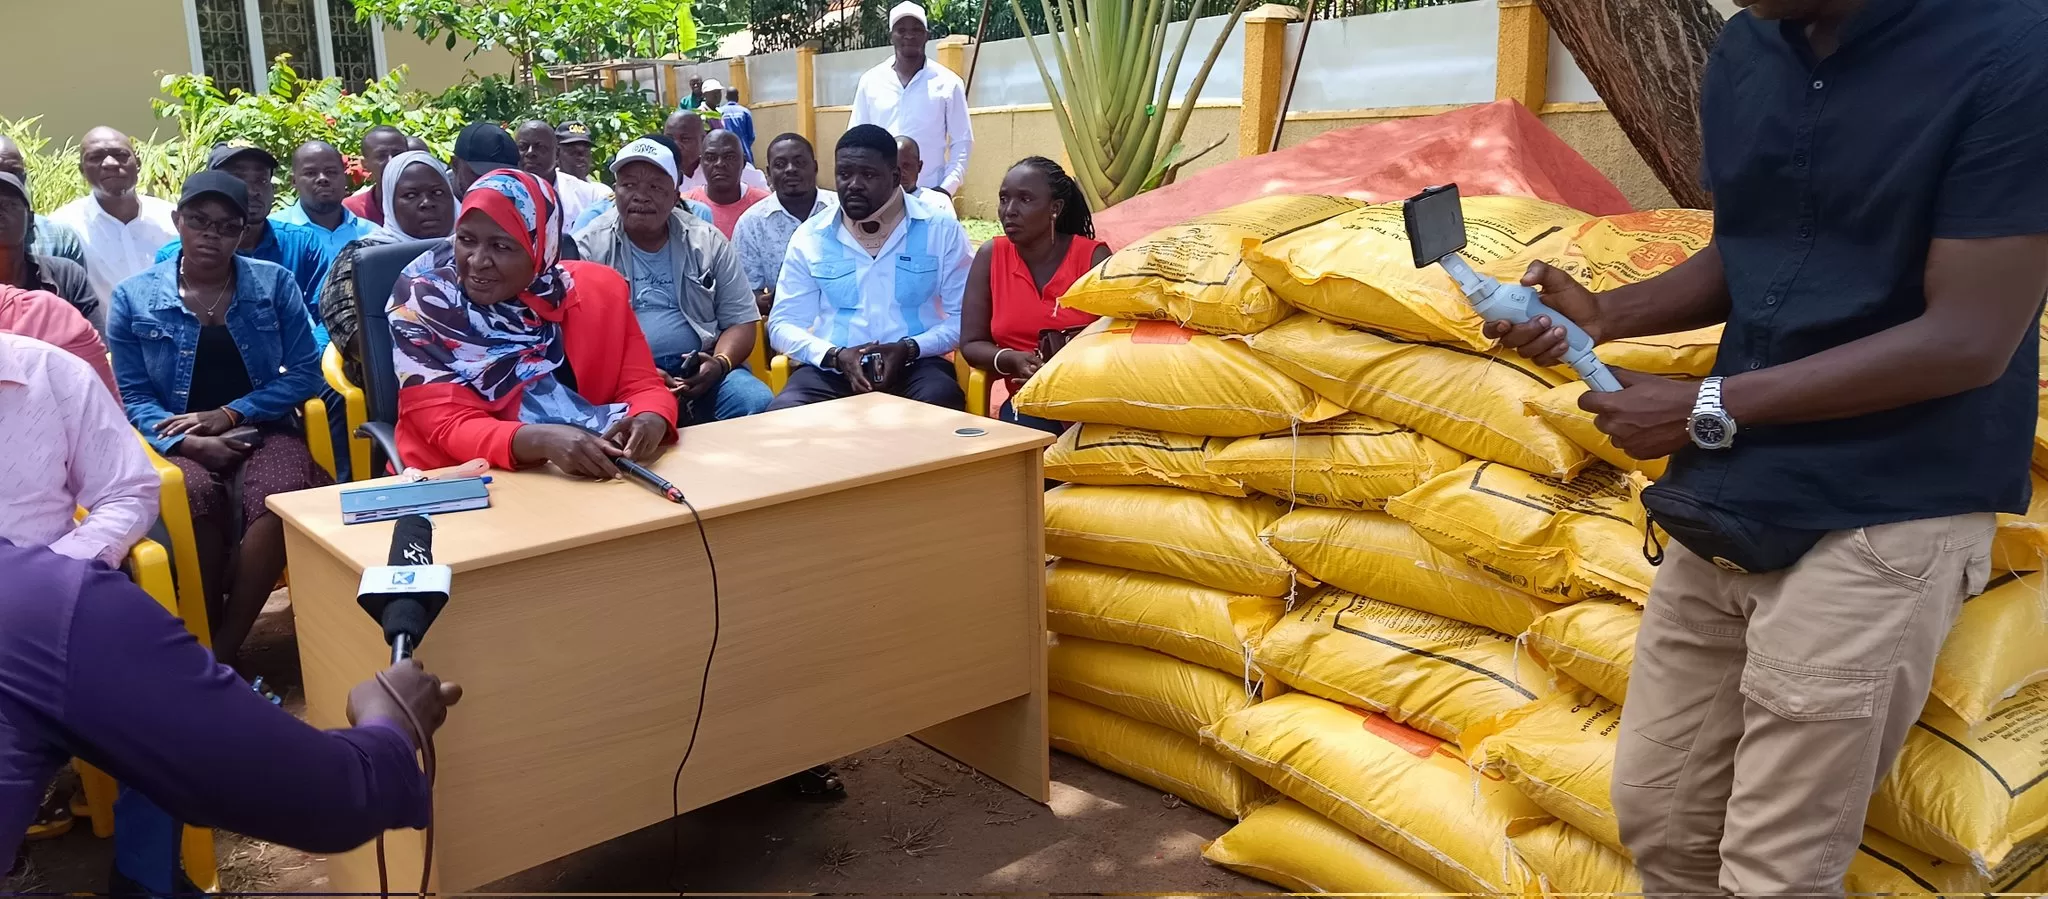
[702,78,725,92]
[889,1,926,28]
[610,137,678,184]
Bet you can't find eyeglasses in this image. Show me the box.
[180,213,247,239]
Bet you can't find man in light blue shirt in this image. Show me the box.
[272,141,375,263]
[765,125,969,411]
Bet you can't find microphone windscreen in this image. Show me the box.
[389,514,434,566]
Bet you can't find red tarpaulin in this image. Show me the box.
[1093,99,1636,250]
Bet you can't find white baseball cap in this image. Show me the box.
[702,78,725,92]
[889,1,926,28]
[610,137,679,183]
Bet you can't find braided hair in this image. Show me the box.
[1011,156,1093,239]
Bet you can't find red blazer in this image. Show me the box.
[395,261,677,470]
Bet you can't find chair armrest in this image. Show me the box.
[769,354,790,394]
[135,436,212,645]
[126,538,178,616]
[304,396,336,480]
[322,345,371,480]
[358,420,406,472]
[748,320,769,378]
[965,365,990,419]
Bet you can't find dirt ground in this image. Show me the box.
[11,594,1268,897]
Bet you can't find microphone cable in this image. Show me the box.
[668,494,721,893]
[374,667,437,899]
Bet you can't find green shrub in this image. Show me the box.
[437,75,669,176]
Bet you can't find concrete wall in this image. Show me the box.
[750,101,801,148]
[0,2,515,144]
[0,0,194,141]
[383,32,518,93]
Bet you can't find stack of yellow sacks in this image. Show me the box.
[1018,194,2048,894]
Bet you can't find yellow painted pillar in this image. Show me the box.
[600,66,619,90]
[796,45,818,144]
[728,56,751,104]
[934,35,969,78]
[1238,4,1302,158]
[1495,0,1550,110]
[663,64,681,107]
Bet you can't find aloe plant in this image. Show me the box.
[1006,0,1256,209]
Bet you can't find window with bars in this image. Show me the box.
[188,0,384,93]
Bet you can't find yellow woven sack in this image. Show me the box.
[1246,313,1590,478]
[1594,327,1722,378]
[1061,195,1367,335]
[1202,800,1449,894]
[1044,485,1297,596]
[1046,561,1286,674]
[1464,688,1625,853]
[1866,682,2048,869]
[1243,196,1587,350]
[1387,461,1655,604]
[1206,415,1466,511]
[1049,694,1272,819]
[1014,319,1341,437]
[1043,424,1246,496]
[1931,573,2048,727]
[1510,820,2048,898]
[1992,474,2048,573]
[1049,635,1257,737]
[1524,601,1640,706]
[1511,818,1639,898]
[1544,208,1714,292]
[1203,692,1541,895]
[2034,308,2048,471]
[1256,587,1554,740]
[1264,507,1566,636]
[1524,381,1669,480]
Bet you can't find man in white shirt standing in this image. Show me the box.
[766,125,969,411]
[48,128,177,307]
[849,2,973,200]
[894,136,957,220]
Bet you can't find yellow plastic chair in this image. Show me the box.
[767,352,985,416]
[747,321,769,381]
[321,345,371,481]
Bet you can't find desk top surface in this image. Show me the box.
[267,394,1053,572]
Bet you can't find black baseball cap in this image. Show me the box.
[556,122,594,146]
[0,172,27,206]
[454,122,520,172]
[178,170,250,216]
[207,143,278,171]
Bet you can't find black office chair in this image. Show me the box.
[352,238,446,473]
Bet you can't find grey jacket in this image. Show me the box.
[572,206,758,349]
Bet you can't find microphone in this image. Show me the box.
[357,514,452,664]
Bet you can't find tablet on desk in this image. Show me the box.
[340,477,492,524]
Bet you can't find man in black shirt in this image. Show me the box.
[1492,0,2048,893]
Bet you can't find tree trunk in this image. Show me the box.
[1533,0,1724,209]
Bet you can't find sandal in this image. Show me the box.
[782,764,845,801]
[26,785,74,841]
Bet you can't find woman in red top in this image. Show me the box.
[388,169,675,474]
[959,157,1111,435]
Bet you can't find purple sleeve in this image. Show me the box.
[59,565,431,853]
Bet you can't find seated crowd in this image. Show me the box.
[3,109,1103,679]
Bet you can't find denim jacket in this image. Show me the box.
[107,256,323,453]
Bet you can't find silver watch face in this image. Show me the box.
[1690,412,1733,449]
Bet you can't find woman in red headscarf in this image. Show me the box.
[387,169,675,474]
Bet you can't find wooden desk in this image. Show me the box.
[267,394,1055,892]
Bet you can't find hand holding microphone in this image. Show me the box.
[347,660,462,749]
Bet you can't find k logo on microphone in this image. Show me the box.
[391,571,416,586]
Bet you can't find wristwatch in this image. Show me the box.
[820,346,844,373]
[899,336,920,359]
[1688,376,1738,450]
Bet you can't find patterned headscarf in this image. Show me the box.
[386,170,625,431]
[372,151,454,242]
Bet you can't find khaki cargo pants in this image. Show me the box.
[1612,512,1994,897]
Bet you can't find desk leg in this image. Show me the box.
[914,454,1049,803]
[914,686,1049,803]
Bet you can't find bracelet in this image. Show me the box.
[221,406,243,426]
[712,353,734,376]
[992,348,1016,377]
